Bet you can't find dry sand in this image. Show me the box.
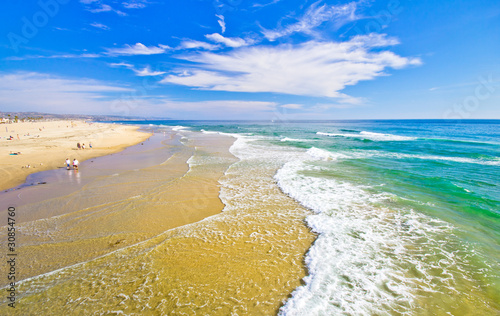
[0,120,151,191]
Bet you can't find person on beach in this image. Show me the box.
[77,143,81,149]
[73,159,79,170]
[89,143,92,149]
[82,143,85,150]
[65,158,71,170]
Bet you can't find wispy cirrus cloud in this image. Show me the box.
[110,63,166,76]
[109,62,134,68]
[177,40,219,50]
[162,34,421,101]
[263,1,359,41]
[205,33,253,48]
[6,43,170,60]
[105,43,170,56]
[80,0,127,16]
[216,14,226,33]
[122,0,149,9]
[90,22,110,30]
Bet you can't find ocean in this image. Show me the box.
[125,119,500,315]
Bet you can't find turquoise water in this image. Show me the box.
[119,120,499,314]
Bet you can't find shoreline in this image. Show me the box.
[0,126,316,315]
[0,120,152,191]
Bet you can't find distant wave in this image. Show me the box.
[317,131,416,141]
[280,137,311,142]
[171,125,189,131]
[424,138,500,146]
[340,129,360,133]
[305,147,500,166]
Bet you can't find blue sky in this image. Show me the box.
[1,0,499,120]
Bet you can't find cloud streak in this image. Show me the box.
[90,22,110,30]
[109,63,165,76]
[105,43,170,56]
[205,33,253,48]
[263,1,359,41]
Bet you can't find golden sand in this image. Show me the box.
[0,129,316,315]
[0,120,151,191]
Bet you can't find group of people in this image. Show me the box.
[65,158,79,170]
[76,142,92,150]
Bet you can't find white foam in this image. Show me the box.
[281,137,310,142]
[306,147,500,166]
[317,131,416,141]
[360,131,417,141]
[171,125,188,131]
[274,150,480,315]
[306,147,350,161]
[385,152,500,166]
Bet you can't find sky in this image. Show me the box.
[0,0,499,120]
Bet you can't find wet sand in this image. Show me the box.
[0,120,151,191]
[0,128,315,315]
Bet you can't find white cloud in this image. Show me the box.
[109,62,134,68]
[263,1,359,41]
[80,1,127,16]
[178,40,219,50]
[90,4,113,13]
[133,67,166,77]
[8,43,170,60]
[122,1,148,9]
[205,33,251,48]
[90,22,110,30]
[216,14,226,33]
[162,34,421,100]
[0,72,133,114]
[109,63,165,77]
[105,43,170,56]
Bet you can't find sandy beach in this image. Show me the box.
[0,120,151,191]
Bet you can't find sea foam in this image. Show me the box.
[317,131,416,141]
[275,147,482,315]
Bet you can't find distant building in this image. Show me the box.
[0,118,11,124]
